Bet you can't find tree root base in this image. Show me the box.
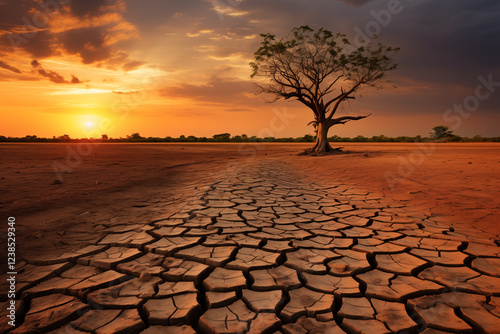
[298,146,344,156]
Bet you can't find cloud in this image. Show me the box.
[49,88,108,95]
[59,27,113,64]
[160,75,258,106]
[68,0,118,17]
[0,60,21,73]
[70,75,82,83]
[31,59,83,84]
[112,90,139,95]
[122,61,145,71]
[339,0,376,7]
[0,0,142,69]
[13,30,56,59]
[206,0,249,18]
[380,0,500,86]
[186,29,214,37]
[235,0,499,90]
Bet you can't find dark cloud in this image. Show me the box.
[69,0,111,16]
[381,0,500,87]
[0,61,21,73]
[0,1,36,33]
[19,30,56,58]
[339,0,375,7]
[70,75,82,84]
[0,0,141,69]
[59,27,112,64]
[31,59,83,84]
[230,0,499,90]
[0,1,56,56]
[0,1,55,58]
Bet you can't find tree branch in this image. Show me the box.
[328,113,372,127]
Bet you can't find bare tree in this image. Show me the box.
[250,26,399,154]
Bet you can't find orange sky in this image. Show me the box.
[1,0,499,138]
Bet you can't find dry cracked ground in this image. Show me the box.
[2,160,500,334]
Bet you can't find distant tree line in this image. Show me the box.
[1,130,499,143]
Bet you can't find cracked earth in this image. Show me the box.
[1,160,500,333]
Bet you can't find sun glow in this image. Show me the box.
[76,115,104,137]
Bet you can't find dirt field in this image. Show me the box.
[291,143,500,236]
[1,142,499,263]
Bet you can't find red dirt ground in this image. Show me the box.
[0,142,498,263]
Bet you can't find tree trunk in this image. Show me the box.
[305,120,336,155]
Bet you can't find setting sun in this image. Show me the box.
[76,115,104,137]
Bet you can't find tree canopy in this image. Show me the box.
[430,125,454,140]
[250,26,399,154]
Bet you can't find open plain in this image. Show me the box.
[1,142,499,333]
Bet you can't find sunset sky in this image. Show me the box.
[1,0,499,138]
